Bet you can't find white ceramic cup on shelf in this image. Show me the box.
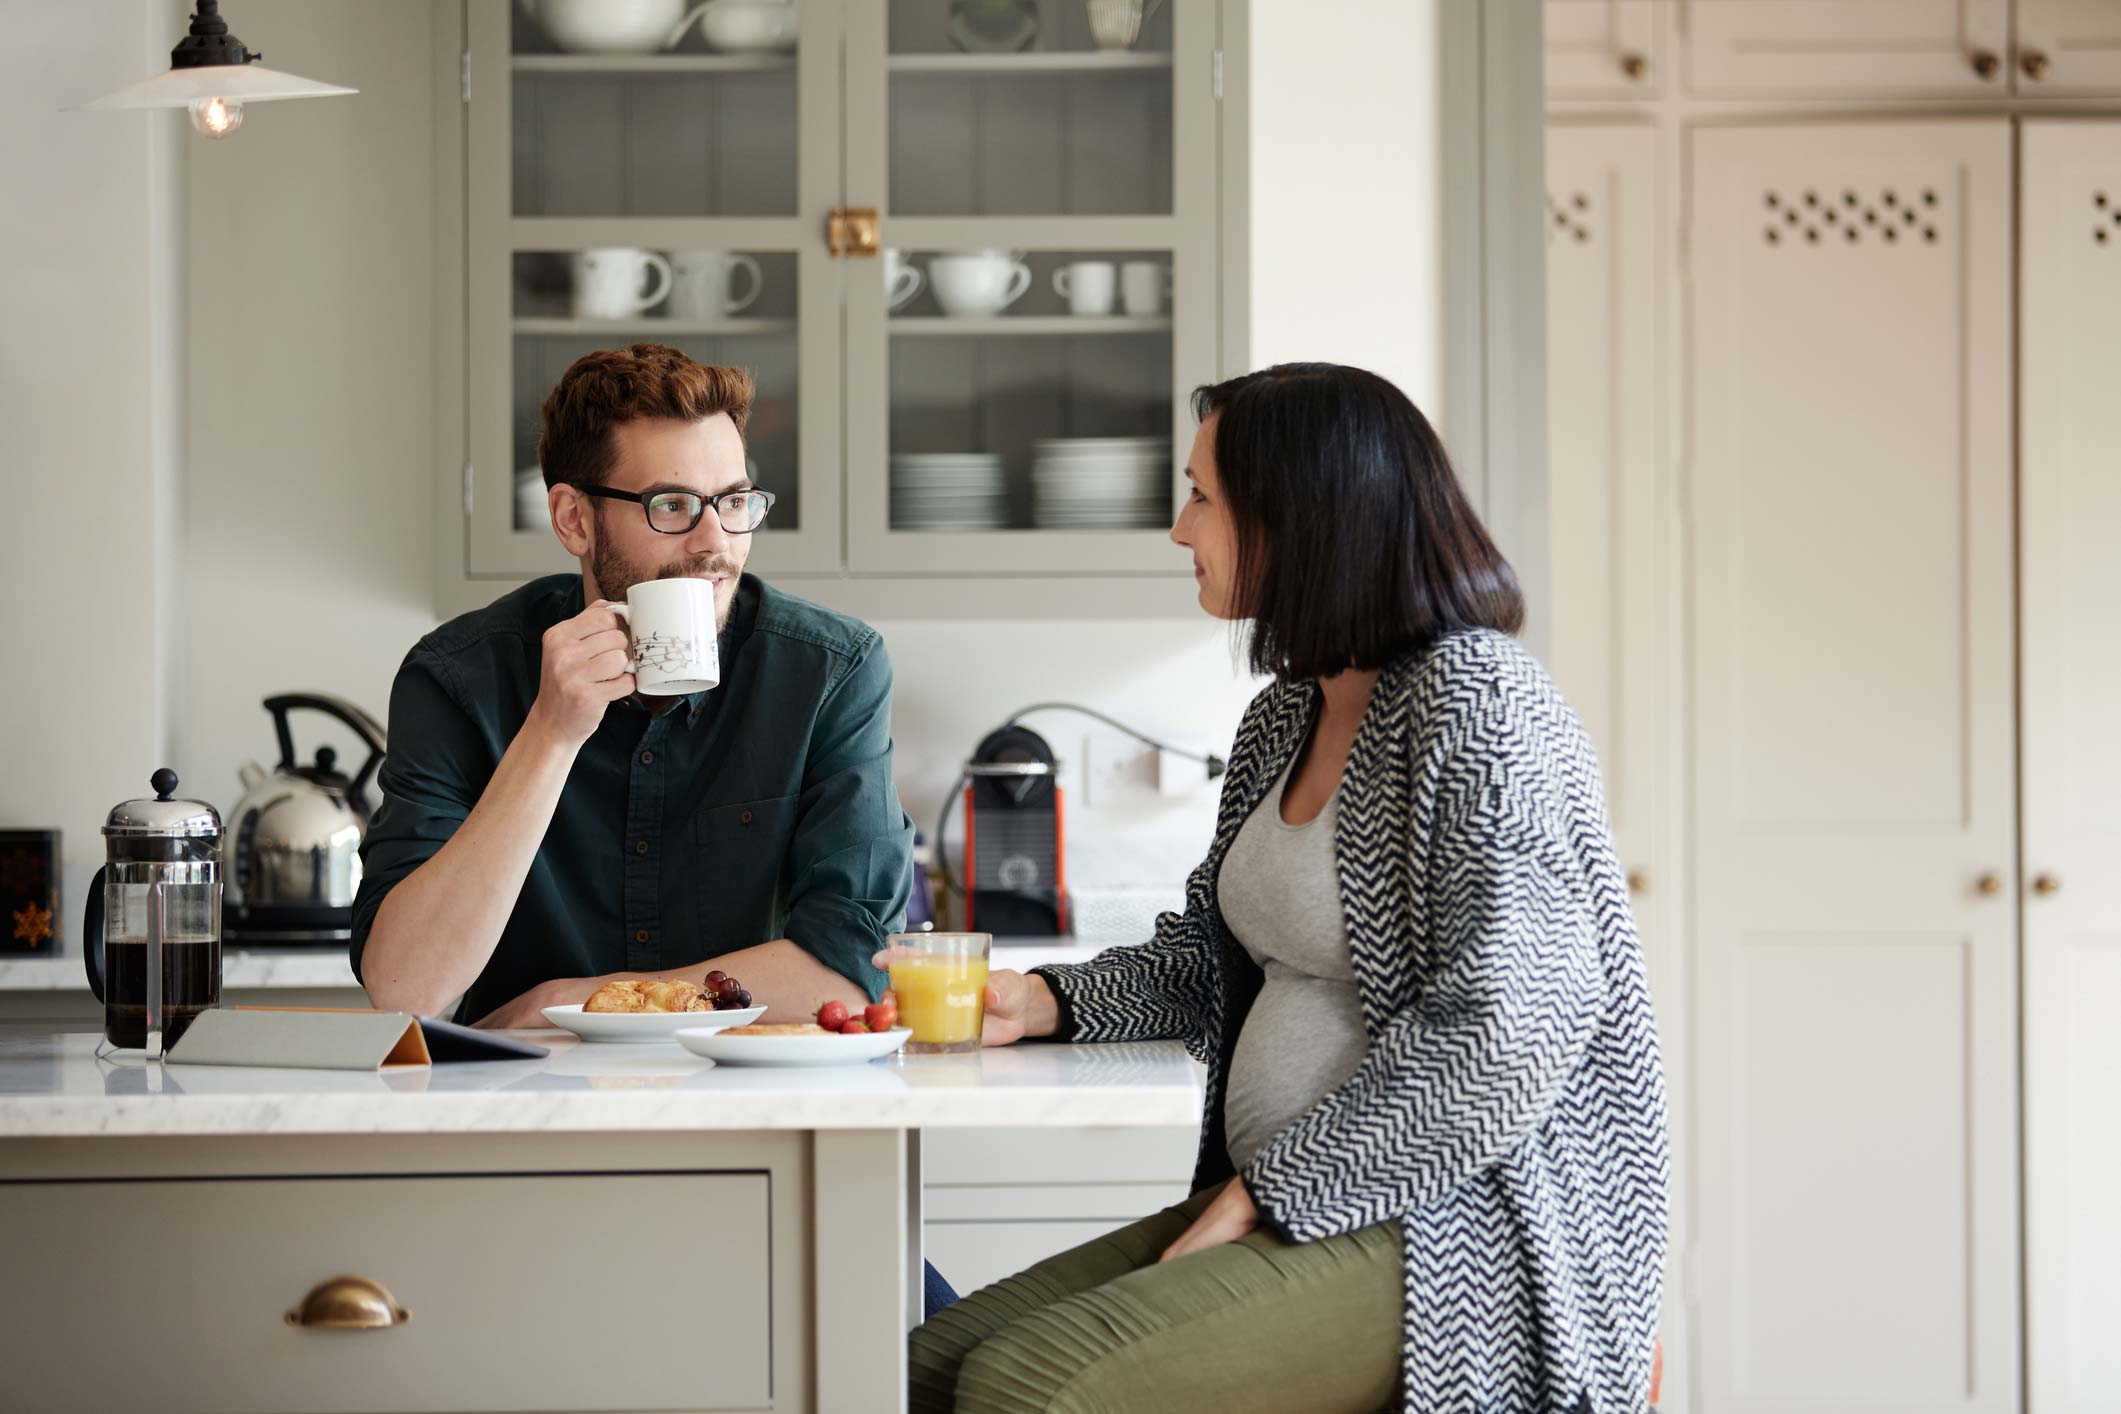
[884,248,925,312]
[572,247,674,320]
[667,250,763,320]
[1086,0,1163,51]
[611,578,721,695]
[928,250,1033,318]
[1053,260,1118,316]
[1120,260,1173,317]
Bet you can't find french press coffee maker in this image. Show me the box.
[83,770,224,1058]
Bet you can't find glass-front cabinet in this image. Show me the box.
[459,0,1227,592]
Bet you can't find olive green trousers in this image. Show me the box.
[909,1180,1404,1414]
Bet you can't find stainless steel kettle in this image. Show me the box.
[223,694,386,946]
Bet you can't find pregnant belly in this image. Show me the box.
[1224,973,1371,1169]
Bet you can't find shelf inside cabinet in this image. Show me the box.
[889,316,1171,337]
[511,54,796,75]
[514,317,799,337]
[887,52,1171,75]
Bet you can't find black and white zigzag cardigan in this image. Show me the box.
[1029,630,1669,1413]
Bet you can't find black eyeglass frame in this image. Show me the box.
[573,483,777,535]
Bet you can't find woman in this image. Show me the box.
[901,363,1668,1413]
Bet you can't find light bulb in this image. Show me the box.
[188,96,244,138]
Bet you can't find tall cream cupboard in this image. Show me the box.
[1546,5,2121,1410]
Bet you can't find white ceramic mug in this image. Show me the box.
[611,578,721,695]
[667,250,763,319]
[1053,260,1117,316]
[884,248,924,312]
[1120,260,1173,317]
[1086,0,1163,51]
[573,247,674,320]
[928,250,1033,318]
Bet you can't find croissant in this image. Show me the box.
[583,978,714,1014]
[641,979,713,1013]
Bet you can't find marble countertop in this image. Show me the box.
[0,1030,1201,1139]
[0,939,1113,994]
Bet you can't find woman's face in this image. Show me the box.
[1171,414,1243,619]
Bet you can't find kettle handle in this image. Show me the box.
[83,865,107,1003]
[263,694,388,815]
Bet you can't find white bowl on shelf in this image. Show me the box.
[689,0,800,53]
[520,0,687,53]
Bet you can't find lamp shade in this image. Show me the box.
[81,63,357,110]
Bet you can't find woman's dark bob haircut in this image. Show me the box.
[1193,361,1524,682]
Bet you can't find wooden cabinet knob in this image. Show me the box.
[1976,872,2004,897]
[1969,49,2001,80]
[286,1275,410,1330]
[2033,873,2062,896]
[2020,49,2051,81]
[1619,51,1647,81]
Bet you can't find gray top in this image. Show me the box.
[1216,748,1370,1171]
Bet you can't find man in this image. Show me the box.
[353,343,913,1028]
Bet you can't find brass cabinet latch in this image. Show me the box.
[827,207,881,258]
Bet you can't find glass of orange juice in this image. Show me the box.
[886,932,991,1054]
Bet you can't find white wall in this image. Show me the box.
[0,0,184,954]
[1246,2,1448,423]
[180,1,439,817]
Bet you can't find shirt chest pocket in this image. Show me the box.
[692,792,799,953]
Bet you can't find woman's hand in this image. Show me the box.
[867,949,1060,1046]
[978,968,1058,1047]
[1158,1176,1260,1263]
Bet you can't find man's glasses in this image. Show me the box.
[575,484,776,535]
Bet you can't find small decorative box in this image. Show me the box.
[0,829,61,954]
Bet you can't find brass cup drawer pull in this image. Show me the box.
[286,1275,410,1330]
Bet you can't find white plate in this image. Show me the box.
[540,1003,765,1043]
[674,1025,912,1066]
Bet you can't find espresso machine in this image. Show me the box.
[83,770,224,1058]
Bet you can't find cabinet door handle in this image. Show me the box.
[826,207,881,258]
[287,1275,410,1330]
[1626,871,1649,896]
[1975,871,2004,897]
[1619,51,1647,81]
[2020,48,2051,81]
[1970,49,2001,80]
[2033,873,2062,897]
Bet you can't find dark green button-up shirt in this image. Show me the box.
[351,573,914,1024]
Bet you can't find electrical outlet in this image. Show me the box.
[1082,734,1158,807]
[1156,747,1214,798]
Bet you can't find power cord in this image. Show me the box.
[931,703,1228,902]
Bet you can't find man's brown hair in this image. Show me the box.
[537,343,755,490]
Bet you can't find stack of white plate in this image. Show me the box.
[891,452,1010,530]
[1031,437,1172,530]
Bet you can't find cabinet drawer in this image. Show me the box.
[921,1124,1198,1186]
[0,1171,770,1413]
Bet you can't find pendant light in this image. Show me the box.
[80,0,355,139]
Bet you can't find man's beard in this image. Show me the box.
[589,518,742,630]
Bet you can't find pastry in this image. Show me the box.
[583,978,713,1014]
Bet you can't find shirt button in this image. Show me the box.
[634,929,649,944]
[634,839,650,856]
[740,810,754,825]
[639,751,654,765]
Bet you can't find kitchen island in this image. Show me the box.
[0,1029,1204,1414]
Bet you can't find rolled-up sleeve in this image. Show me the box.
[779,635,914,1000]
[349,651,491,988]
